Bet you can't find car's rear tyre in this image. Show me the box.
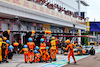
[90,49,95,55]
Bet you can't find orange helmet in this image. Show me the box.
[65,39,70,44]
[51,37,55,40]
[0,38,2,42]
[13,42,19,46]
[3,37,7,41]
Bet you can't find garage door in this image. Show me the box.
[2,23,8,31]
[22,25,27,31]
[31,27,35,30]
[13,25,20,31]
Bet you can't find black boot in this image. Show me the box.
[25,61,27,63]
[74,62,76,64]
[29,61,32,63]
[54,58,56,61]
[68,61,70,64]
[0,61,2,64]
[45,60,47,63]
[6,61,9,63]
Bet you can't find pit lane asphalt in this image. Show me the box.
[62,52,100,67]
[0,46,100,67]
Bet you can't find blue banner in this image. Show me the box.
[90,22,100,31]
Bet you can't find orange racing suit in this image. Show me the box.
[27,42,35,62]
[19,48,28,62]
[4,43,9,59]
[65,43,76,62]
[40,43,46,61]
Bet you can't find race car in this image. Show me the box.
[74,45,95,55]
[74,45,90,55]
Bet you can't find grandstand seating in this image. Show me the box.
[27,0,86,21]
